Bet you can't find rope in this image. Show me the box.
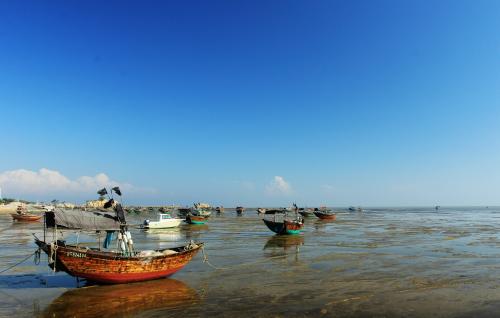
[0,250,39,274]
[201,246,228,270]
[200,246,289,271]
[34,248,41,265]
[49,242,59,272]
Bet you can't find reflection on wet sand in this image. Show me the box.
[184,224,209,240]
[263,235,304,251]
[41,278,199,318]
[263,235,304,262]
[313,218,336,231]
[144,227,183,241]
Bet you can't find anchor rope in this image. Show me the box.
[0,250,39,274]
[49,242,59,272]
[200,246,289,270]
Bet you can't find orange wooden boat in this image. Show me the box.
[11,203,42,221]
[35,187,204,284]
[11,213,42,221]
[35,238,202,284]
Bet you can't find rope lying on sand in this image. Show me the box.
[0,249,40,274]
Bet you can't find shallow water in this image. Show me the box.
[2,207,500,317]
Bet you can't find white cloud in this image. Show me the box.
[265,176,292,196]
[0,168,150,200]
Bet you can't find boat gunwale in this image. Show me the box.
[36,239,204,261]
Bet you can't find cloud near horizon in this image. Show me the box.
[265,176,292,196]
[0,168,153,201]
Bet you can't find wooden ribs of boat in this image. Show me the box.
[313,211,336,220]
[11,213,42,222]
[35,238,203,284]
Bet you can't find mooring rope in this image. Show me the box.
[200,246,289,270]
[49,242,59,272]
[0,250,39,274]
[201,246,228,270]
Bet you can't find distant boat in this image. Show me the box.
[298,208,314,217]
[177,208,192,217]
[141,213,183,229]
[262,204,303,235]
[12,213,42,222]
[262,218,303,235]
[11,204,42,222]
[236,206,245,214]
[348,206,363,212]
[186,214,208,225]
[435,205,440,210]
[215,206,224,213]
[313,209,337,220]
[189,203,211,217]
[265,208,287,215]
[257,208,266,214]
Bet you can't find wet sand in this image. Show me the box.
[2,207,500,317]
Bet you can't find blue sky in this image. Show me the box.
[0,0,499,206]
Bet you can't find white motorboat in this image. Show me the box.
[142,213,183,229]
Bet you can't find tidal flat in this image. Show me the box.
[2,207,500,317]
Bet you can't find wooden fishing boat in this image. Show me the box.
[236,206,244,214]
[11,204,42,221]
[262,218,303,235]
[192,203,212,217]
[348,206,362,212]
[264,208,286,215]
[186,214,208,224]
[215,206,224,213]
[262,203,304,235]
[298,208,314,217]
[11,213,42,221]
[35,187,204,284]
[35,238,202,284]
[313,210,336,220]
[257,208,266,214]
[176,207,192,217]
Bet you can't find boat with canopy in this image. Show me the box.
[34,187,203,284]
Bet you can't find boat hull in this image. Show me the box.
[262,219,302,235]
[35,239,203,284]
[298,211,314,217]
[144,218,183,229]
[186,215,207,224]
[11,214,42,221]
[313,212,336,220]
